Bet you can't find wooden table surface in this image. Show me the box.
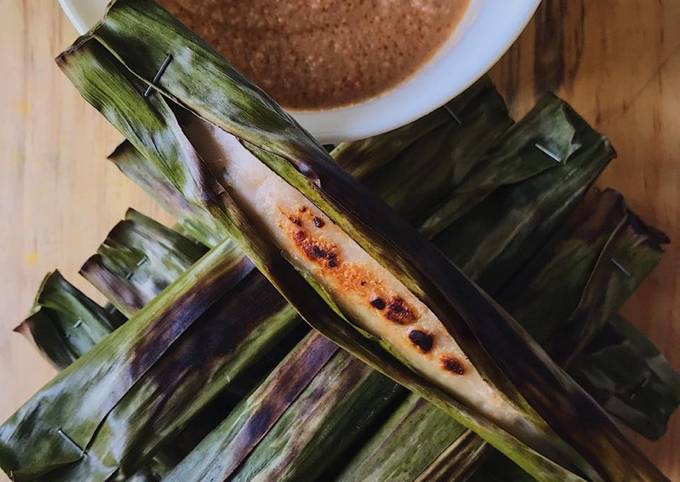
[0,1,677,480]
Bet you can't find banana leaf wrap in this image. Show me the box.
[342,188,669,481]
[332,75,511,183]
[1,68,511,481]
[166,332,401,482]
[431,96,613,292]
[0,237,252,480]
[166,95,616,482]
[53,2,669,480]
[81,208,208,316]
[58,38,583,482]
[501,188,669,365]
[14,271,124,370]
[571,316,680,441]
[419,93,598,235]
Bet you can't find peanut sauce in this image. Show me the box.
[159,0,470,109]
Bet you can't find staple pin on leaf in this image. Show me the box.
[444,104,463,126]
[144,54,173,98]
[57,428,87,458]
[610,257,632,278]
[534,142,562,164]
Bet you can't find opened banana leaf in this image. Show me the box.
[165,95,616,482]
[13,271,123,369]
[1,70,513,482]
[53,2,669,480]
[91,78,508,480]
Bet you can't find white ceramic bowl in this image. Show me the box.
[59,0,540,143]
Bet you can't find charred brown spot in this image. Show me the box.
[290,227,340,269]
[360,281,367,286]
[313,216,325,228]
[441,356,465,375]
[409,330,434,353]
[385,297,417,325]
[298,206,307,213]
[370,297,386,310]
[294,230,307,243]
[288,215,302,226]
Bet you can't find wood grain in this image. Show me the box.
[0,0,172,466]
[0,0,677,480]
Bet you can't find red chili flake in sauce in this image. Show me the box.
[288,215,302,226]
[408,330,434,353]
[440,356,465,375]
[385,297,416,325]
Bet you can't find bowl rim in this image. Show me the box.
[58,0,540,143]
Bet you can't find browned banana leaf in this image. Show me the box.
[350,189,669,481]
[501,188,669,365]
[81,208,208,316]
[14,271,123,369]
[53,2,668,480]
[166,96,616,482]
[571,315,680,441]
[1,72,510,481]
[0,238,252,480]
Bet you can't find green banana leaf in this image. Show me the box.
[0,237,252,481]
[14,271,123,369]
[433,95,613,292]
[80,208,208,316]
[501,188,669,365]
[166,332,400,482]
[165,95,615,482]
[333,75,510,182]
[571,316,680,440]
[2,74,509,481]
[343,188,668,481]
[53,2,668,480]
[419,94,594,236]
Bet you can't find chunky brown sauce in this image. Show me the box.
[159,0,470,109]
